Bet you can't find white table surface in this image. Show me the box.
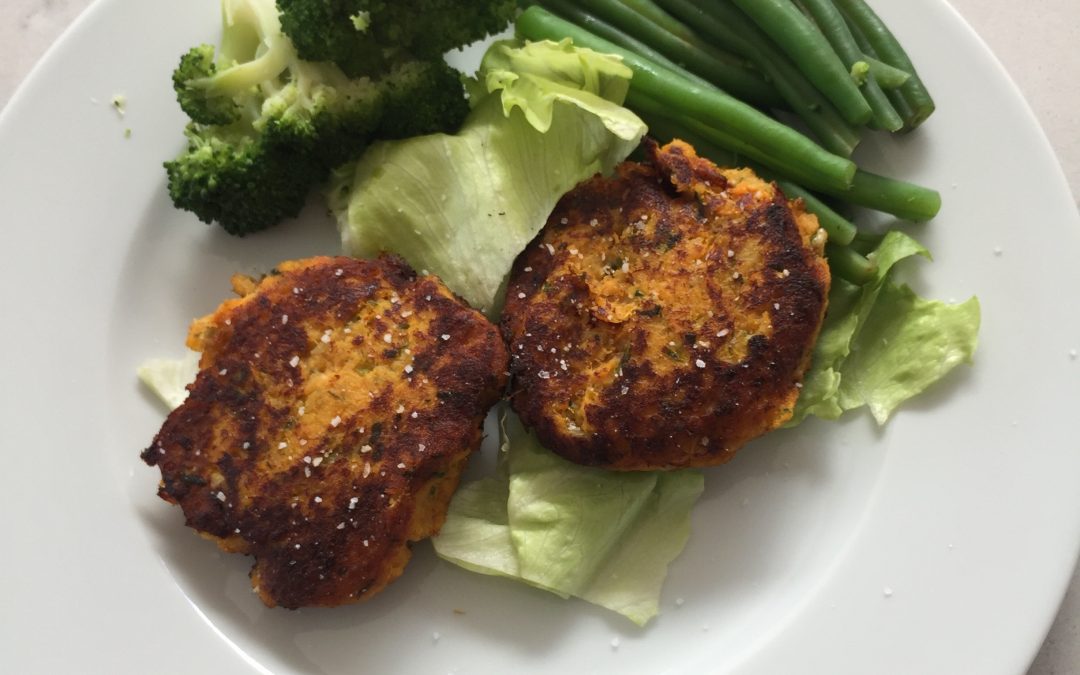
[2,0,1076,672]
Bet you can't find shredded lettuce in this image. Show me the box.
[331,39,647,316]
[432,412,704,626]
[791,231,981,425]
[137,350,201,410]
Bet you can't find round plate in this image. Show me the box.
[1,0,1078,672]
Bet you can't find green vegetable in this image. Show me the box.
[835,0,935,130]
[791,231,980,424]
[825,241,876,285]
[836,168,941,223]
[332,39,646,315]
[729,0,872,126]
[850,60,870,86]
[276,0,516,76]
[137,351,201,410]
[654,0,861,156]
[517,6,858,186]
[775,180,857,246]
[166,0,470,236]
[797,0,903,131]
[433,412,704,626]
[861,55,911,89]
[554,0,783,109]
[534,0,714,88]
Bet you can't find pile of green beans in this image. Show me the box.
[515,0,939,286]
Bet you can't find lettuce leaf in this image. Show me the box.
[791,232,980,424]
[137,350,201,409]
[433,412,704,626]
[332,39,647,316]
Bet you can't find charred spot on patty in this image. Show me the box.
[142,254,508,608]
[501,140,830,471]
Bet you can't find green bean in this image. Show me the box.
[826,242,877,284]
[862,55,910,89]
[834,0,935,129]
[656,0,861,156]
[730,0,872,126]
[517,6,858,189]
[630,92,795,173]
[798,0,902,131]
[849,228,885,255]
[610,0,700,41]
[839,169,941,222]
[558,0,784,108]
[536,0,712,87]
[842,13,918,129]
[775,181,858,245]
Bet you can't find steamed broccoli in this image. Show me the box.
[276,0,517,76]
[166,0,469,236]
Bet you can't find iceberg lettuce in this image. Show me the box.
[137,350,201,410]
[331,39,647,316]
[792,231,981,424]
[433,412,704,626]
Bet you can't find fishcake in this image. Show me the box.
[502,140,830,470]
[142,255,508,608]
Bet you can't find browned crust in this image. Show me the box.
[142,255,508,608]
[501,140,830,470]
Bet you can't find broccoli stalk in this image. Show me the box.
[276,0,517,76]
[165,0,470,236]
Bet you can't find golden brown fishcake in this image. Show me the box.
[502,140,830,470]
[142,255,508,608]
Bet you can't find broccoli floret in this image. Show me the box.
[173,45,240,125]
[166,0,471,235]
[276,0,516,76]
[165,126,321,236]
[375,60,471,140]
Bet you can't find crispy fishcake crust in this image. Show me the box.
[142,255,508,608]
[502,140,830,470]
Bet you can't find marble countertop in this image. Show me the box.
[2,0,1076,672]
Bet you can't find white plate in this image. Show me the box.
[2,0,1078,672]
